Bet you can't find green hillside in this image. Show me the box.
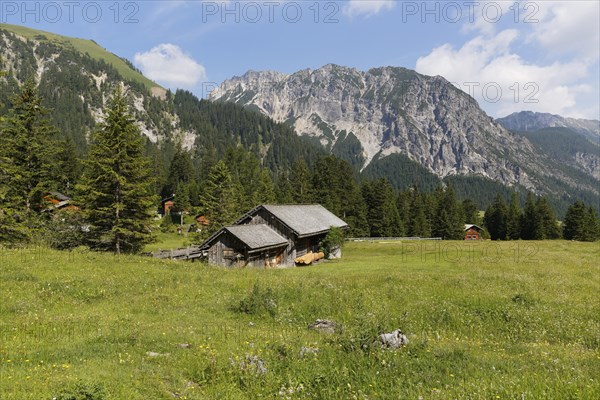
[0,23,159,90]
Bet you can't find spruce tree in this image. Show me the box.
[291,158,314,203]
[407,187,431,237]
[585,207,600,241]
[55,138,81,196]
[164,143,194,197]
[397,190,412,233]
[172,181,191,226]
[77,87,157,254]
[0,81,58,213]
[275,172,294,204]
[484,194,508,240]
[462,198,479,224]
[253,169,276,205]
[199,160,239,238]
[520,193,541,240]
[536,197,561,239]
[432,185,464,240]
[563,201,586,241]
[363,179,403,237]
[0,154,29,243]
[563,201,598,241]
[506,192,522,240]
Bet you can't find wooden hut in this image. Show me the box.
[464,224,483,240]
[200,204,348,267]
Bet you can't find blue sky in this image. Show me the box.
[3,0,599,119]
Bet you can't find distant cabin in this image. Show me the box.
[159,196,175,216]
[199,204,348,268]
[43,192,79,213]
[195,215,210,226]
[465,224,483,240]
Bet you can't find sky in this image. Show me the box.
[2,0,599,119]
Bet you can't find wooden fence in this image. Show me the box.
[346,237,442,242]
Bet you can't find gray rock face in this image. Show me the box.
[210,64,590,193]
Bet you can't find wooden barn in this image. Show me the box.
[464,224,484,240]
[200,204,348,268]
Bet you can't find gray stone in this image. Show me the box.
[308,319,339,334]
[379,329,409,349]
[299,346,319,358]
[234,354,267,375]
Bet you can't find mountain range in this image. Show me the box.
[497,111,599,144]
[210,65,599,205]
[1,24,598,215]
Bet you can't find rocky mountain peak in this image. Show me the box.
[210,64,598,199]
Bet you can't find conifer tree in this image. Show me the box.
[484,194,508,240]
[397,190,412,233]
[164,143,194,197]
[432,185,464,239]
[291,158,314,203]
[253,169,276,205]
[536,196,561,239]
[275,172,294,204]
[462,198,479,225]
[199,160,239,238]
[77,87,157,254]
[0,81,58,213]
[520,193,541,240]
[313,156,368,236]
[506,192,522,240]
[172,181,191,226]
[0,154,29,243]
[407,187,431,237]
[563,201,599,241]
[55,138,81,196]
[585,207,600,241]
[362,179,402,237]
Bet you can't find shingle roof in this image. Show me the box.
[465,224,483,231]
[260,204,348,237]
[49,192,70,201]
[225,224,288,251]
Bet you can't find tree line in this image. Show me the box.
[1,82,598,255]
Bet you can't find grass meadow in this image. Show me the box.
[1,240,598,399]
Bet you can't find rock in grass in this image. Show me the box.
[146,351,169,357]
[379,329,409,349]
[299,346,319,358]
[177,343,192,349]
[308,319,339,334]
[232,354,267,375]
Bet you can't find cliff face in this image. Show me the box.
[213,65,570,190]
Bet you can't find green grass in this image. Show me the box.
[1,241,598,399]
[0,23,159,90]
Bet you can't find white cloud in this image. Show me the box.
[344,0,394,18]
[134,44,207,89]
[529,1,600,60]
[415,0,599,119]
[415,30,593,118]
[460,0,516,36]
